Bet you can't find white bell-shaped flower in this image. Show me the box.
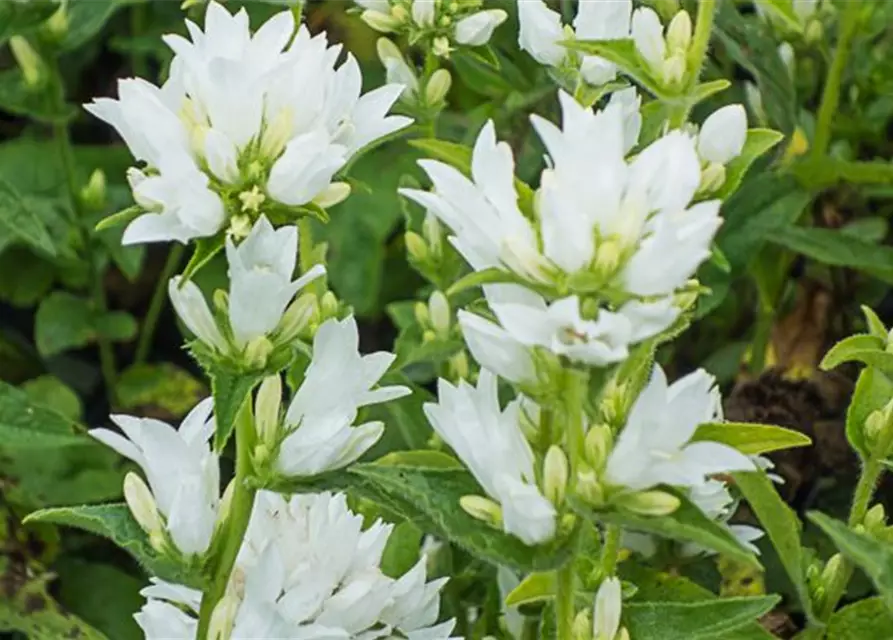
[90,398,220,556]
[274,316,411,476]
[424,370,557,545]
[698,104,748,165]
[605,366,755,492]
[593,577,624,640]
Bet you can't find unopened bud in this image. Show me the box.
[777,42,795,76]
[666,10,692,53]
[865,504,886,530]
[44,5,69,39]
[244,336,274,369]
[362,9,402,33]
[255,375,282,446]
[433,36,452,58]
[617,490,681,516]
[663,52,687,86]
[543,445,569,505]
[448,350,469,380]
[391,4,410,23]
[600,381,627,425]
[585,424,613,470]
[414,300,430,327]
[320,291,339,319]
[425,68,452,105]
[577,468,605,506]
[217,480,235,530]
[572,610,591,640]
[698,162,727,194]
[208,593,238,640]
[213,289,229,314]
[229,214,253,239]
[616,628,631,640]
[277,293,318,343]
[405,231,429,262]
[10,37,43,87]
[804,19,823,44]
[124,473,165,541]
[79,169,107,211]
[377,37,403,65]
[428,291,451,334]
[820,553,843,588]
[594,239,622,277]
[865,409,888,444]
[460,495,503,527]
[314,181,351,209]
[422,213,443,254]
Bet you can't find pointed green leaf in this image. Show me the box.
[690,79,732,106]
[0,69,76,123]
[0,380,86,448]
[181,233,225,283]
[94,205,142,232]
[623,596,780,640]
[827,597,893,640]
[504,572,557,607]
[24,504,202,588]
[693,421,812,455]
[209,367,263,451]
[820,334,893,375]
[808,511,893,614]
[373,450,462,469]
[570,493,761,568]
[769,226,893,285]
[754,0,804,33]
[717,129,785,199]
[791,157,893,190]
[0,176,56,256]
[562,38,670,100]
[861,306,888,341]
[845,368,893,460]
[732,471,816,622]
[446,267,519,297]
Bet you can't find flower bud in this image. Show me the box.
[362,9,402,33]
[448,350,469,380]
[217,480,235,531]
[777,42,795,76]
[320,291,340,320]
[666,10,692,53]
[412,0,436,27]
[572,610,591,640]
[377,37,404,64]
[585,424,613,470]
[594,238,622,277]
[599,381,627,426]
[428,291,451,335]
[425,68,452,105]
[543,445,569,505]
[577,467,605,506]
[433,36,452,58]
[208,593,238,640]
[414,300,431,328]
[277,293,318,344]
[244,336,274,369]
[44,5,69,40]
[663,52,687,86]
[79,169,107,211]
[213,289,229,314]
[422,212,443,255]
[865,504,886,530]
[229,214,253,239]
[314,181,351,209]
[804,19,823,45]
[255,375,282,446]
[616,490,681,516]
[10,37,44,87]
[698,162,727,194]
[405,231,429,262]
[124,473,165,543]
[460,495,503,527]
[820,553,843,590]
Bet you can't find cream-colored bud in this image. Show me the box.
[428,291,451,334]
[448,351,469,380]
[376,37,404,65]
[391,4,410,23]
[698,162,727,194]
[663,52,687,86]
[425,68,452,105]
[585,424,613,470]
[255,375,282,446]
[460,495,503,527]
[405,231,429,262]
[572,610,592,640]
[229,214,253,240]
[320,291,340,319]
[594,239,622,277]
[277,293,318,344]
[617,490,681,516]
[422,212,443,254]
[666,10,692,53]
[244,336,274,369]
[10,37,43,87]
[213,289,229,314]
[313,181,351,209]
[208,593,238,640]
[217,480,235,531]
[414,301,431,328]
[600,380,627,425]
[362,9,402,33]
[543,445,569,505]
[124,473,164,540]
[433,36,452,58]
[577,468,605,506]
[259,108,294,159]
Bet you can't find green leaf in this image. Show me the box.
[95,311,138,343]
[504,572,557,607]
[717,129,785,199]
[0,379,85,448]
[452,49,515,98]
[116,363,206,419]
[692,421,812,455]
[769,226,893,284]
[622,596,780,640]
[24,504,201,588]
[59,0,137,51]
[0,176,56,256]
[690,79,732,106]
[820,334,893,375]
[0,0,59,45]
[0,571,108,640]
[341,465,573,572]
[845,368,893,460]
[808,511,893,614]
[446,267,518,297]
[562,38,670,100]
[209,367,263,451]
[21,375,81,420]
[379,521,422,579]
[0,247,55,308]
[35,292,135,356]
[571,493,760,568]
[0,69,76,123]
[408,138,536,216]
[55,560,144,640]
[791,157,893,190]
[181,234,225,283]
[861,305,888,341]
[754,0,804,33]
[373,450,462,469]
[732,471,816,622]
[94,205,141,232]
[826,597,893,640]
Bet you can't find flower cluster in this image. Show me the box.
[135,492,454,639]
[356,0,506,57]
[87,1,411,245]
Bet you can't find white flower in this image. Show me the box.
[424,370,557,544]
[412,0,436,27]
[518,0,632,86]
[88,2,412,244]
[403,90,717,301]
[454,9,508,47]
[90,398,220,556]
[274,316,411,476]
[135,599,198,640]
[378,37,420,98]
[593,577,623,640]
[458,308,537,386]
[698,104,747,164]
[168,216,324,354]
[605,366,756,492]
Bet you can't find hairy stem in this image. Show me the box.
[600,524,622,578]
[135,244,185,364]
[196,400,257,638]
[812,1,860,157]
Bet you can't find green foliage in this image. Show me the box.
[622,596,780,640]
[35,291,137,357]
[692,421,812,455]
[0,572,108,640]
[826,597,893,640]
[844,368,893,460]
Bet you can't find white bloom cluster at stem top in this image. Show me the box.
[87,1,412,246]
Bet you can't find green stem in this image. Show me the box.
[196,400,257,638]
[134,244,185,364]
[749,305,774,375]
[130,2,149,78]
[521,617,539,640]
[51,65,118,405]
[555,562,576,640]
[600,524,622,577]
[812,1,860,158]
[298,217,325,297]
